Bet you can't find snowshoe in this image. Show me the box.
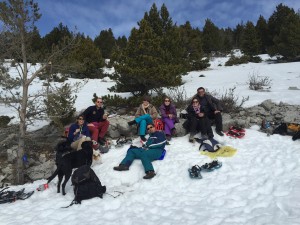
[200,160,222,172]
[0,188,27,204]
[115,136,133,148]
[188,165,202,179]
[229,126,246,133]
[225,130,245,138]
[18,191,34,200]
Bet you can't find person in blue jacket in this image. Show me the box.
[68,115,91,150]
[113,124,166,179]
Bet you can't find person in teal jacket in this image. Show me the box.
[113,124,166,179]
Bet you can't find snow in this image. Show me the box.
[1,54,300,225]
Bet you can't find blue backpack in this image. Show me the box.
[195,138,221,152]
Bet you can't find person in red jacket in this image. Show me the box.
[83,98,109,149]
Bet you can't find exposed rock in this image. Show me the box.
[26,160,55,180]
[1,100,299,186]
[288,86,300,90]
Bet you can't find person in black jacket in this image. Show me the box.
[82,98,109,149]
[195,87,224,136]
[184,97,213,142]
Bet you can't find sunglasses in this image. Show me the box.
[147,126,153,130]
[78,118,84,120]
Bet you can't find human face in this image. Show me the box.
[164,99,170,105]
[192,99,199,105]
[95,98,103,107]
[77,117,84,124]
[197,89,205,97]
[147,125,155,133]
[143,100,149,106]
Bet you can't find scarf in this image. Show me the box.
[142,103,150,114]
[164,104,171,115]
[193,104,201,114]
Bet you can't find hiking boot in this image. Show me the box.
[140,135,147,142]
[113,164,129,171]
[98,137,106,146]
[166,134,171,141]
[216,130,224,136]
[143,170,156,179]
[127,120,137,126]
[171,128,177,136]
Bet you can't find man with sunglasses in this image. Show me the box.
[195,87,224,136]
[113,124,166,179]
[83,97,110,149]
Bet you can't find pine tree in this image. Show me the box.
[179,21,206,70]
[111,3,187,96]
[233,23,244,49]
[256,16,269,53]
[202,19,222,54]
[43,23,72,53]
[274,12,300,59]
[116,35,127,50]
[241,21,260,56]
[221,28,234,53]
[267,4,295,56]
[94,28,116,59]
[66,36,104,78]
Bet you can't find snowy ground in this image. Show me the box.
[1,54,300,225]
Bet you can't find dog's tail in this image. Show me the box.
[47,168,59,184]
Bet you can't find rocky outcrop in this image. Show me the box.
[1,100,299,186]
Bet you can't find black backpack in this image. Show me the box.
[71,165,106,204]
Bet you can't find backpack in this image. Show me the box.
[71,165,106,204]
[153,119,164,131]
[195,138,221,152]
[273,123,287,135]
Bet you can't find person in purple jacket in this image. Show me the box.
[159,97,179,141]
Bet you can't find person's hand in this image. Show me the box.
[214,110,220,114]
[103,113,108,120]
[198,112,204,117]
[75,129,80,133]
[168,114,173,119]
[87,123,95,127]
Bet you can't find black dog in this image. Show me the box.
[47,141,93,195]
[55,140,73,165]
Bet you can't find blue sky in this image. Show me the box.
[36,0,300,38]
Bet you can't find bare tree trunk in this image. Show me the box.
[16,24,28,184]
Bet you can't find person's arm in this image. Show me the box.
[159,105,167,119]
[186,105,195,120]
[135,105,142,117]
[68,124,77,142]
[171,104,178,120]
[150,106,158,119]
[210,95,223,111]
[146,132,166,149]
[82,124,91,137]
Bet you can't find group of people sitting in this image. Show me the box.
[66,87,224,179]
